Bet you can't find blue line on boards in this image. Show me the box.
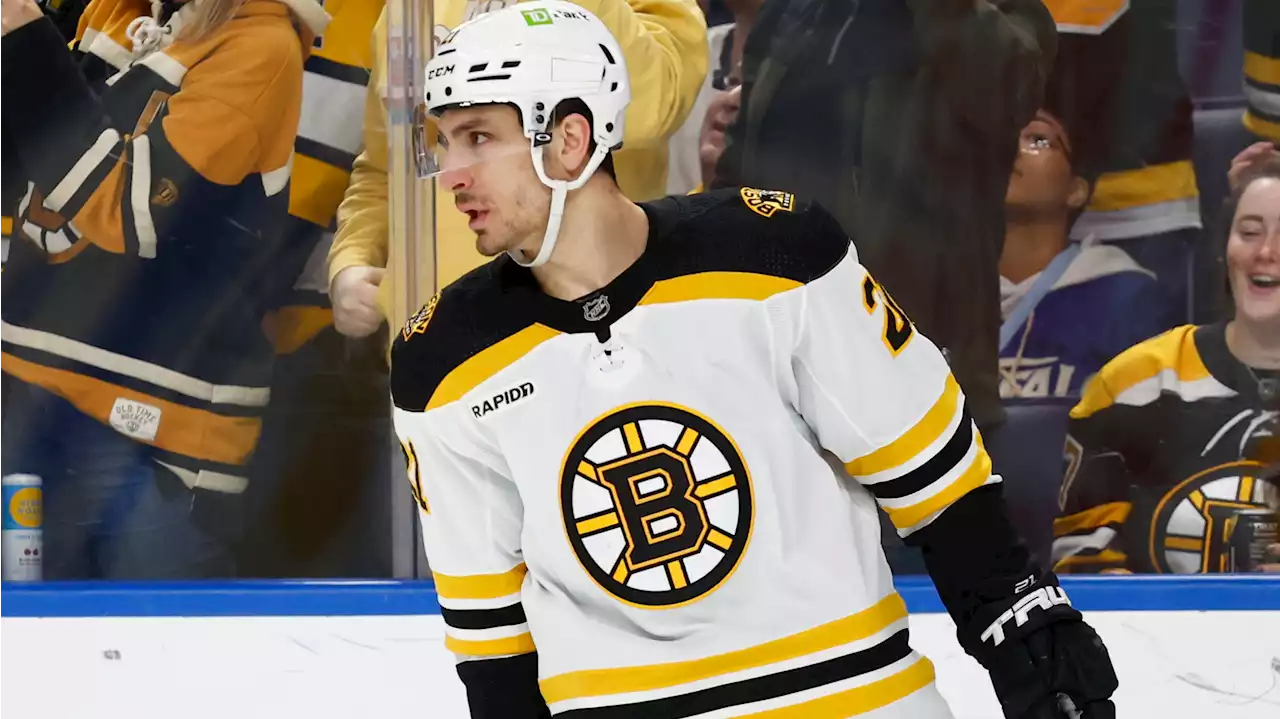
[1,579,441,618]
[896,575,1280,613]
[2,575,1278,618]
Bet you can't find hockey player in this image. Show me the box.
[391,3,1119,717]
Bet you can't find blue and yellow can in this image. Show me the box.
[3,474,43,581]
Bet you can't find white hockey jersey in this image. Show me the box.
[390,189,997,718]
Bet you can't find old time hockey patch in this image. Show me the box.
[110,397,161,442]
[559,403,753,608]
[740,187,795,218]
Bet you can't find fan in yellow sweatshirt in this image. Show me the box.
[325,0,707,337]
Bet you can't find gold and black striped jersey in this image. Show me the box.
[1,0,326,491]
[390,188,1002,717]
[1022,0,1279,218]
[1244,0,1280,141]
[1053,323,1280,574]
[1043,0,1200,242]
[268,0,384,355]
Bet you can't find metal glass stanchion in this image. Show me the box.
[386,0,438,578]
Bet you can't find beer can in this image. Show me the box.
[2,474,43,581]
[1226,508,1278,573]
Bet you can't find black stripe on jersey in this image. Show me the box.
[0,341,263,418]
[1247,100,1280,126]
[1057,545,1119,563]
[295,136,357,173]
[151,445,254,479]
[57,136,126,221]
[557,630,912,719]
[867,405,973,500]
[305,55,372,87]
[119,140,143,256]
[1245,74,1280,98]
[440,602,528,631]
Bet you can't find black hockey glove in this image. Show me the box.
[908,485,1118,719]
[960,572,1118,719]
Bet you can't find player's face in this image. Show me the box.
[1005,115,1080,215]
[435,105,550,258]
[1227,177,1280,324]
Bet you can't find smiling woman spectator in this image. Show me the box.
[1052,158,1280,575]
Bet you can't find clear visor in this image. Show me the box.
[411,104,536,182]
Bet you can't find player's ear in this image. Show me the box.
[551,112,593,182]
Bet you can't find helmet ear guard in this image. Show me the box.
[422,0,630,267]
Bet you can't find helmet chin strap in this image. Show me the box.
[510,137,611,268]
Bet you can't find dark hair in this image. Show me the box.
[550,98,616,179]
[1214,153,1280,317]
[1032,107,1098,232]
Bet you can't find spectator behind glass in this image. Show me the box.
[0,0,327,579]
[325,0,708,342]
[699,82,739,190]
[714,0,1057,434]
[665,0,755,195]
[999,109,1176,400]
[1051,158,1280,575]
[237,0,392,579]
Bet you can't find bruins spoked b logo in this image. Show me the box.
[561,403,753,608]
[1151,461,1277,573]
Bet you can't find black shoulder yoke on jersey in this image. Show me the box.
[650,187,852,285]
[390,187,853,411]
[390,260,539,412]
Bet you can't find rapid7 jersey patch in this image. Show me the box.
[560,403,753,608]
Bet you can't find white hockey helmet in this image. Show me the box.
[424,0,630,267]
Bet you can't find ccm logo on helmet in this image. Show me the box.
[472,382,536,418]
[980,586,1072,646]
[429,65,455,79]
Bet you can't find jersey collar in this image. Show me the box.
[498,200,679,337]
[1198,321,1280,400]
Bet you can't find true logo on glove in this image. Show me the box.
[980,585,1072,647]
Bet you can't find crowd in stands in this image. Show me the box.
[1,0,1277,580]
